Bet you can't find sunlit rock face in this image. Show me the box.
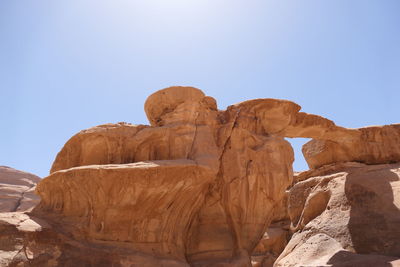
[302,124,400,169]
[32,86,294,266]
[2,86,399,266]
[0,166,40,212]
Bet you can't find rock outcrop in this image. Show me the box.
[29,86,294,266]
[0,211,191,267]
[275,162,400,267]
[1,86,399,267]
[302,124,400,169]
[282,112,400,169]
[38,160,215,263]
[0,166,40,212]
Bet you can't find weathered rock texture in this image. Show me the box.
[0,212,192,267]
[1,86,400,267]
[30,86,295,266]
[39,161,214,263]
[0,166,40,212]
[302,124,400,169]
[251,192,290,267]
[280,111,400,169]
[275,162,400,267]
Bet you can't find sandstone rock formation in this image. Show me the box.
[1,86,400,267]
[0,166,40,212]
[30,86,295,266]
[0,211,192,267]
[275,162,400,267]
[251,192,290,267]
[302,124,400,169]
[282,113,400,169]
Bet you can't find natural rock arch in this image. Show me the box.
[29,86,400,266]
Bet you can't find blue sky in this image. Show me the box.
[1,1,399,177]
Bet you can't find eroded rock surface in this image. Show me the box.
[0,212,188,267]
[282,112,400,169]
[0,166,40,212]
[251,192,290,267]
[29,86,295,266]
[37,160,214,264]
[2,86,399,266]
[302,124,400,169]
[275,163,400,267]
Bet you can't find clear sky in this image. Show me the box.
[1,1,399,178]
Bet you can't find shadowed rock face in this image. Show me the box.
[1,86,399,267]
[275,163,400,267]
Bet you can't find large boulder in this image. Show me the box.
[275,162,400,266]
